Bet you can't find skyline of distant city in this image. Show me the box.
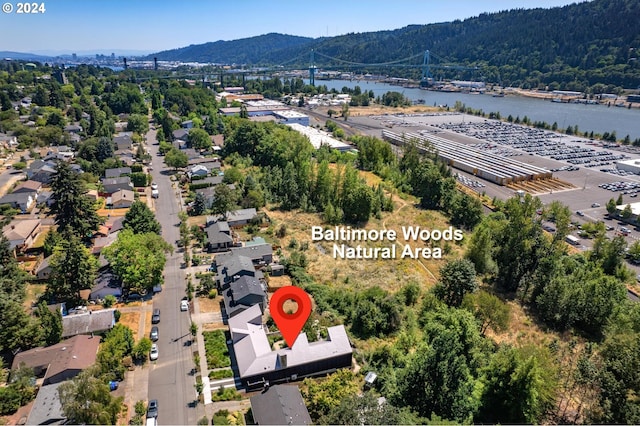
[0,0,582,55]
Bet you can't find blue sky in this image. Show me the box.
[0,0,584,55]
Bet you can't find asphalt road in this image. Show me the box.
[145,128,198,425]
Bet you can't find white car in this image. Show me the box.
[150,344,159,361]
[151,182,158,190]
[180,300,189,312]
[151,189,159,199]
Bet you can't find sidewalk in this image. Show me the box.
[192,294,213,405]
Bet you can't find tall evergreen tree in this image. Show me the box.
[123,201,161,235]
[50,161,101,239]
[47,234,99,304]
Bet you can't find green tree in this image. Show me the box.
[319,391,424,425]
[103,229,171,295]
[396,308,486,422]
[126,114,149,135]
[302,369,360,420]
[434,258,478,307]
[164,147,188,170]
[132,337,152,363]
[188,128,212,151]
[35,300,62,346]
[58,366,124,425]
[478,345,558,424]
[606,198,618,215]
[462,290,510,335]
[192,192,208,216]
[43,229,65,257]
[48,234,99,304]
[123,200,161,235]
[210,184,238,219]
[50,161,101,239]
[621,203,633,219]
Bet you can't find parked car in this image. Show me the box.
[150,326,159,342]
[149,344,159,361]
[151,182,158,190]
[152,308,160,324]
[576,211,585,216]
[180,300,189,312]
[151,189,159,199]
[147,399,158,418]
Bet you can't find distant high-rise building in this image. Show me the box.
[72,53,77,61]
[111,53,115,59]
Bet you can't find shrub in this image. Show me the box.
[103,294,117,308]
[208,369,233,380]
[203,330,231,369]
[208,289,218,299]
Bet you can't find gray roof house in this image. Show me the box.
[250,385,312,426]
[36,256,53,280]
[205,220,234,252]
[26,382,66,425]
[229,305,352,391]
[104,167,132,178]
[172,128,189,141]
[222,275,267,318]
[207,208,258,228]
[26,160,57,184]
[101,176,133,194]
[61,309,116,338]
[215,243,273,266]
[0,191,35,213]
[114,134,133,151]
[216,254,260,287]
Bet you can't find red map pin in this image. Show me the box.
[270,286,312,348]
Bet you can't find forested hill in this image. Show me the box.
[148,33,314,64]
[148,0,640,90]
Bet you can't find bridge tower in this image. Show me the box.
[309,50,317,86]
[420,50,433,87]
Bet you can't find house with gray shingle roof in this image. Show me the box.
[61,309,116,338]
[222,275,267,318]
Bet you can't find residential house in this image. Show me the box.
[109,189,135,208]
[86,189,99,202]
[104,167,132,179]
[63,124,83,134]
[0,132,18,149]
[214,242,273,265]
[189,157,222,169]
[188,164,209,180]
[250,385,312,426]
[0,192,35,213]
[26,382,66,425]
[37,190,54,207]
[3,218,41,251]
[101,176,133,194]
[192,175,224,188]
[114,134,133,151]
[90,269,122,301]
[211,134,224,151]
[207,208,258,228]
[61,309,116,338]
[182,120,194,129]
[115,149,135,166]
[172,128,189,142]
[11,334,101,385]
[182,148,201,160]
[92,232,119,255]
[222,275,267,318]
[216,254,260,287]
[36,256,53,280]
[229,304,352,391]
[26,160,57,184]
[172,139,187,150]
[205,220,234,252]
[12,179,42,195]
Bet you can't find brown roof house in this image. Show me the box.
[229,304,352,391]
[109,189,135,209]
[3,218,42,252]
[11,334,100,385]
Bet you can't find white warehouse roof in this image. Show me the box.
[286,123,352,151]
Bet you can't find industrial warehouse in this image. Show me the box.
[382,129,552,186]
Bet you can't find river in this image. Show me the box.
[305,79,640,140]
